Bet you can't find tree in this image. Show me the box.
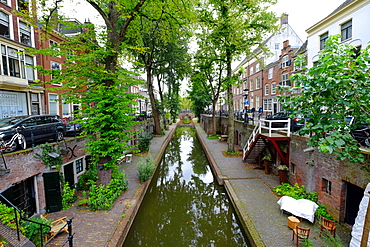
[195,0,279,151]
[280,35,370,163]
[126,1,194,135]
[187,73,212,119]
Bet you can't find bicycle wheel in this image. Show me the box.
[17,134,26,150]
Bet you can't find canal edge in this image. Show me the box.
[194,123,266,247]
[107,124,177,247]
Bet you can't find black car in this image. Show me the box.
[347,117,370,147]
[65,117,88,136]
[265,112,308,131]
[0,115,66,152]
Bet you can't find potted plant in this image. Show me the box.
[277,165,289,184]
[262,155,272,174]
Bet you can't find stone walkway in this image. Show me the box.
[44,122,352,247]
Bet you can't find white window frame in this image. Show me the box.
[341,19,352,42]
[268,68,273,79]
[265,84,269,96]
[0,11,10,39]
[282,73,289,86]
[282,55,289,68]
[19,20,32,46]
[256,77,261,89]
[49,94,58,115]
[249,79,254,91]
[255,63,259,72]
[271,83,276,94]
[250,66,254,75]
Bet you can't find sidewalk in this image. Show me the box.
[195,123,352,247]
[45,124,176,247]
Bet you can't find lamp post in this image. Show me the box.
[243,89,249,124]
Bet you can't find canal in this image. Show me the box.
[123,127,249,247]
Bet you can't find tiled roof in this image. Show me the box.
[328,0,356,16]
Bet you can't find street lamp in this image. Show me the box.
[243,89,249,124]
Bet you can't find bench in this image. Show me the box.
[219,135,228,142]
[50,216,69,237]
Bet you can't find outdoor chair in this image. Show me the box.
[292,226,310,247]
[319,216,336,238]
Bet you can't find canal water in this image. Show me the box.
[123,127,249,247]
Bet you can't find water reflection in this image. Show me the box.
[123,127,248,247]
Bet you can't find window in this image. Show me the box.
[255,63,260,72]
[281,73,290,86]
[51,61,61,81]
[62,101,70,116]
[263,98,272,111]
[1,45,34,80]
[290,163,296,174]
[322,178,332,195]
[341,20,352,41]
[0,0,7,5]
[19,21,31,46]
[320,32,328,50]
[256,95,260,109]
[25,55,34,80]
[18,0,29,12]
[275,43,279,50]
[76,159,83,173]
[0,12,9,38]
[7,47,21,77]
[256,77,261,89]
[281,55,290,68]
[265,84,269,95]
[49,94,58,114]
[268,68,273,79]
[271,83,276,94]
[250,66,254,75]
[249,79,254,91]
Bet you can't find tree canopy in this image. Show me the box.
[280,35,370,163]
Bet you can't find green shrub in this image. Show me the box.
[273,183,333,219]
[207,134,220,139]
[88,170,128,211]
[182,118,191,124]
[273,183,318,202]
[137,156,155,183]
[22,216,52,246]
[62,182,77,210]
[138,132,153,153]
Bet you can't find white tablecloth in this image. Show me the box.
[277,196,319,223]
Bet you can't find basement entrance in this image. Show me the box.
[345,182,364,225]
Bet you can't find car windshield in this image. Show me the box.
[0,116,27,128]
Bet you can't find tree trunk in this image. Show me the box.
[211,99,218,136]
[146,68,161,135]
[226,50,235,153]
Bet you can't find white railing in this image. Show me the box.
[243,119,291,158]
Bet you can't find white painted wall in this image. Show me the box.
[307,1,370,67]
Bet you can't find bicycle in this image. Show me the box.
[0,127,27,153]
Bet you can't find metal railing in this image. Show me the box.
[0,193,74,246]
[243,119,291,157]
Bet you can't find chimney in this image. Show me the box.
[281,13,288,26]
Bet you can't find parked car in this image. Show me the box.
[265,112,308,131]
[346,117,370,147]
[0,115,66,152]
[65,117,87,136]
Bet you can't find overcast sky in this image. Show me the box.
[269,0,345,40]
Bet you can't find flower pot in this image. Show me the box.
[264,161,271,174]
[278,170,288,184]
